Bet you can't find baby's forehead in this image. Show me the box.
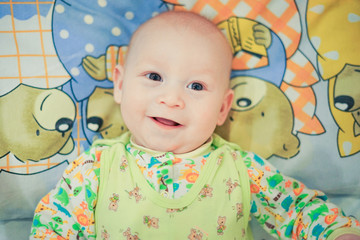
[132,12,227,43]
[125,12,233,76]
[129,13,232,55]
[143,11,220,33]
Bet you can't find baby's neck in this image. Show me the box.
[129,136,213,157]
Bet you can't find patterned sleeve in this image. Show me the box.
[241,151,360,240]
[29,146,104,239]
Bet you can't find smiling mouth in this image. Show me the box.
[152,117,181,127]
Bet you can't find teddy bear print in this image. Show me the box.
[235,203,244,221]
[101,228,110,240]
[216,153,224,165]
[120,155,128,172]
[108,193,119,211]
[199,184,213,200]
[225,178,239,199]
[143,216,159,228]
[231,151,239,161]
[123,228,139,240]
[188,228,203,240]
[127,186,143,203]
[166,207,187,218]
[217,216,227,235]
[166,207,187,213]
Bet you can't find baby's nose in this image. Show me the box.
[157,88,185,109]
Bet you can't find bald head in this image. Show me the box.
[126,11,233,69]
[113,11,235,153]
[138,11,225,37]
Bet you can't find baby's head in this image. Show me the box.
[114,11,234,154]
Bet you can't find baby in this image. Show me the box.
[30,11,360,239]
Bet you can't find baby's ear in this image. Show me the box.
[217,88,234,126]
[113,65,124,104]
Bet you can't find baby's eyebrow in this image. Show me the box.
[192,68,219,77]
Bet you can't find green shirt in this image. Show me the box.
[95,132,251,239]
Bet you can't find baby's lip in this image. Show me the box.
[151,117,182,127]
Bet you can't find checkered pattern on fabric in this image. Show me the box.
[0,0,72,174]
[0,0,326,174]
[0,0,69,92]
[105,45,128,81]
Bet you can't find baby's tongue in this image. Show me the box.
[155,117,179,126]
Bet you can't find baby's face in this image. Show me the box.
[115,18,233,154]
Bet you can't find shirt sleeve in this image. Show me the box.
[29,146,104,239]
[242,151,360,240]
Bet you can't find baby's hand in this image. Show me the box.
[335,234,360,240]
[82,55,106,80]
[253,24,271,49]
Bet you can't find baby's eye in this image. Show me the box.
[146,72,162,81]
[187,82,204,91]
